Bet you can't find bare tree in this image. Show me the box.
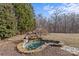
[51,7,62,33]
[36,10,79,33]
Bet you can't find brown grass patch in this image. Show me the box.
[42,33,79,48]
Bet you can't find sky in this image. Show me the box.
[32,3,79,17]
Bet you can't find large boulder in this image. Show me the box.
[24,28,48,40]
[25,31,39,40]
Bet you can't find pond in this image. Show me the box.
[24,39,45,50]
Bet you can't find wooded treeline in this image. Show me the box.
[1,3,79,40]
[0,4,36,39]
[36,8,79,33]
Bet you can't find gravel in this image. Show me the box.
[61,46,79,56]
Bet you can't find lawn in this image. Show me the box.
[42,33,79,48]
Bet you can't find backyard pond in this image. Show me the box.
[24,39,45,50]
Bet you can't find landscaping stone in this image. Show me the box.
[17,42,48,53]
[61,45,79,56]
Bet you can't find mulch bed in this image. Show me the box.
[0,35,73,56]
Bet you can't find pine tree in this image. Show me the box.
[0,4,17,39]
[0,3,36,39]
[14,3,36,34]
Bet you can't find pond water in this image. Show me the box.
[24,40,45,50]
[23,39,62,50]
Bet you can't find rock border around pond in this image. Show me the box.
[17,42,48,54]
